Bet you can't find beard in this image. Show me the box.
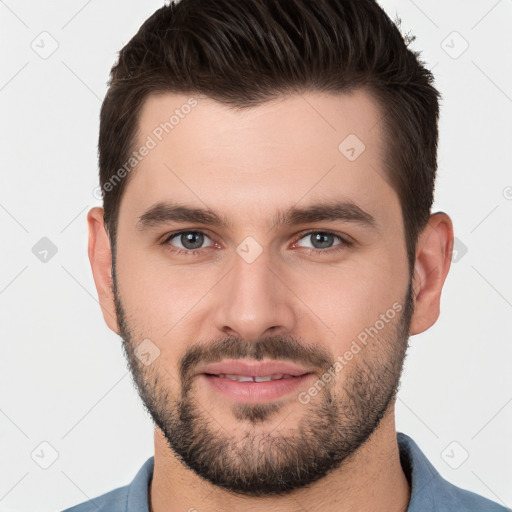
[112,267,414,497]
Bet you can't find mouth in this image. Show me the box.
[195,360,315,403]
[205,373,303,382]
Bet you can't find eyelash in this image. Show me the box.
[160,230,352,257]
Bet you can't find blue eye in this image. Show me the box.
[297,231,343,250]
[161,229,351,257]
[295,231,349,253]
[164,231,214,254]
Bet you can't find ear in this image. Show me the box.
[87,207,119,334]
[410,212,454,335]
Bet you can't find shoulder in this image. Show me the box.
[58,456,154,512]
[440,481,510,512]
[398,433,510,512]
[59,485,128,512]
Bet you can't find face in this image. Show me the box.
[111,91,413,496]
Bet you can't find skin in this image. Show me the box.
[88,90,453,512]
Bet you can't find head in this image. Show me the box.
[88,0,453,497]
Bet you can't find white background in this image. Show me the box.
[1,1,511,511]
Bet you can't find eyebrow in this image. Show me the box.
[136,200,377,231]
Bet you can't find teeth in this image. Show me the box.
[216,374,293,382]
[225,374,254,382]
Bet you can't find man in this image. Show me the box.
[63,0,508,511]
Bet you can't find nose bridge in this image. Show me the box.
[213,246,296,341]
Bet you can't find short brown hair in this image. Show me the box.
[99,0,440,272]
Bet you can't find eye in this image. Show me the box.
[164,231,214,253]
[295,231,350,253]
[161,229,351,257]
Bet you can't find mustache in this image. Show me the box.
[179,334,334,384]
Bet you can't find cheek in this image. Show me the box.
[287,249,408,350]
[115,246,222,344]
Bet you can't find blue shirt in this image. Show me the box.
[61,433,509,512]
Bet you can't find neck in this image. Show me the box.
[149,411,410,512]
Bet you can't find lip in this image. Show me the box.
[196,359,312,378]
[198,373,315,403]
[195,359,315,403]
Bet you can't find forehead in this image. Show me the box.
[119,90,399,230]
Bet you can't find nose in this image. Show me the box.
[212,247,298,342]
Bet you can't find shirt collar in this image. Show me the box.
[398,432,441,511]
[126,455,153,512]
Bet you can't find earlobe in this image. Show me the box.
[87,207,119,334]
[410,212,454,335]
